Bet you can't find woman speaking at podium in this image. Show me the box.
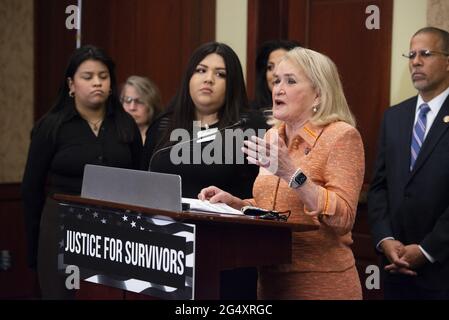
[142,42,267,299]
[199,47,365,300]
[21,46,142,299]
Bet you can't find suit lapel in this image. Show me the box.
[408,96,449,180]
[398,98,417,183]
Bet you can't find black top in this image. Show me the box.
[21,106,142,267]
[249,100,274,126]
[142,110,268,199]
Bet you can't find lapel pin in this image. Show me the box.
[444,115,449,123]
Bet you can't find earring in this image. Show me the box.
[69,91,75,98]
[312,105,318,113]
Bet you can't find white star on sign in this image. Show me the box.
[101,219,107,224]
[93,212,99,218]
[131,221,136,228]
[122,215,128,221]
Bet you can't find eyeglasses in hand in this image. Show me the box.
[241,206,291,221]
[259,210,291,221]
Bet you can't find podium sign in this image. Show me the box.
[58,202,195,300]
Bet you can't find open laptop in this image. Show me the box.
[81,165,182,212]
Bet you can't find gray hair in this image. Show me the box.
[123,75,162,121]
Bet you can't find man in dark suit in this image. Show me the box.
[368,27,449,299]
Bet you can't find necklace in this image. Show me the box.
[86,118,103,131]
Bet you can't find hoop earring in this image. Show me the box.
[69,91,75,98]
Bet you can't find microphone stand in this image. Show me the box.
[148,119,246,171]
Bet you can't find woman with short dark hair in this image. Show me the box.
[254,39,301,110]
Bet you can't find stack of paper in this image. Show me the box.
[182,198,243,215]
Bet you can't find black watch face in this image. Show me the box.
[295,173,307,186]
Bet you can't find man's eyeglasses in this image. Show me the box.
[120,96,145,105]
[241,206,291,221]
[402,49,449,60]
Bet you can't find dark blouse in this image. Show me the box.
[21,106,142,267]
[249,100,275,126]
[142,110,268,199]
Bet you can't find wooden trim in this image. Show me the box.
[0,182,38,299]
[34,0,77,121]
[287,0,309,46]
[0,183,21,201]
[34,0,216,119]
[246,0,259,99]
[54,194,318,233]
[200,0,216,44]
[246,0,305,100]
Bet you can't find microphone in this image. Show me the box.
[148,119,247,171]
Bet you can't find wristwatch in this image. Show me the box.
[288,168,307,189]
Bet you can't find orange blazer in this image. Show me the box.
[248,120,365,273]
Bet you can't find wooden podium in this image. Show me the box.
[55,194,317,300]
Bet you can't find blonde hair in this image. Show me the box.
[123,75,162,121]
[283,47,356,127]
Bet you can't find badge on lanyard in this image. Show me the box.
[197,127,218,143]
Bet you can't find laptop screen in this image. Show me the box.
[81,165,182,212]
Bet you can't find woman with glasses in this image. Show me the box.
[199,47,365,300]
[21,45,142,299]
[121,76,162,144]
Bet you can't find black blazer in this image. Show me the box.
[367,94,449,290]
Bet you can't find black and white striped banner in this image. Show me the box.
[57,202,195,300]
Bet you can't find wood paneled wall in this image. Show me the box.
[1,0,217,299]
[0,184,39,299]
[34,0,77,121]
[247,0,392,181]
[35,0,216,120]
[306,0,392,182]
[247,0,291,99]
